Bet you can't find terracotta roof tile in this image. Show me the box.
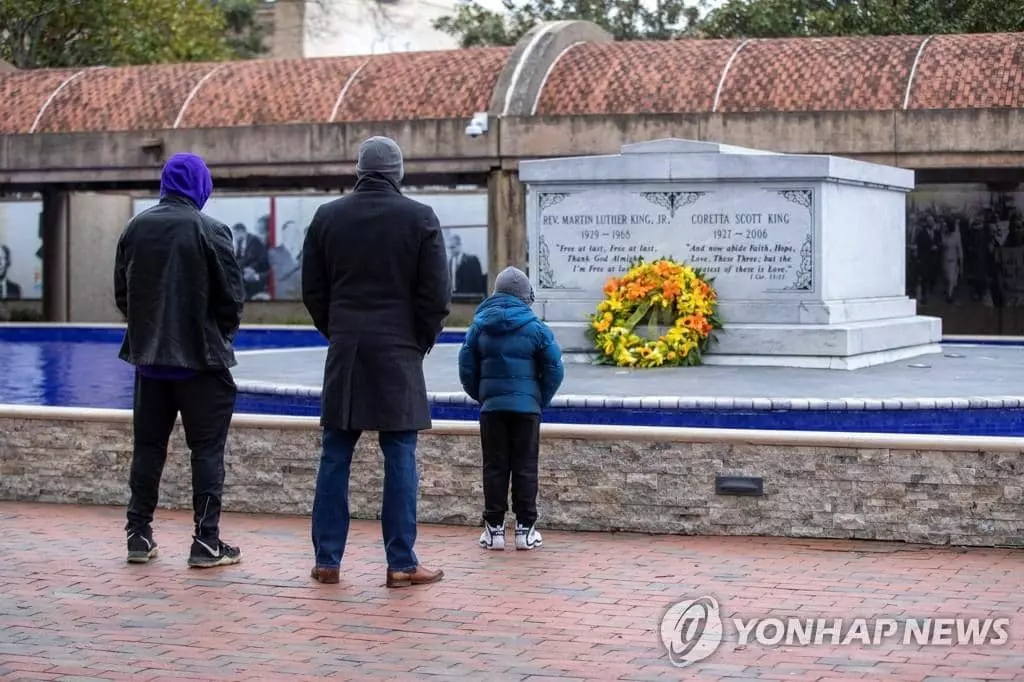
[178,57,368,128]
[0,68,77,134]
[33,63,215,133]
[0,33,1021,133]
[534,40,743,115]
[907,33,1024,109]
[332,47,511,122]
[716,36,923,113]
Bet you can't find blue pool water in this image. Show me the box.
[0,326,464,412]
[2,326,1023,435]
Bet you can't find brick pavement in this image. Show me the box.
[1,501,1022,681]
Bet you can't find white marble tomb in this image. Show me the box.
[517,138,942,370]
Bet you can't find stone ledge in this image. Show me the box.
[234,380,1024,412]
[1,414,1021,548]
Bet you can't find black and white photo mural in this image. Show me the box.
[3,183,1021,334]
[906,184,1024,334]
[0,201,43,301]
[131,190,490,303]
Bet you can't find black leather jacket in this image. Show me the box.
[114,195,245,370]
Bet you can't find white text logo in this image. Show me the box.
[661,596,1010,668]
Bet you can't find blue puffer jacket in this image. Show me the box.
[458,293,565,414]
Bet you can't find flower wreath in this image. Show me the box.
[586,258,722,368]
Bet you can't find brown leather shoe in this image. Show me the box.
[310,566,340,584]
[386,565,444,588]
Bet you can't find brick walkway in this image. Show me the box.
[1,502,1022,681]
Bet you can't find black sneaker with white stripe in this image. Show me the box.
[187,537,242,568]
[126,532,159,563]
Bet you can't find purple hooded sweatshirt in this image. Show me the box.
[137,153,215,381]
[160,152,213,210]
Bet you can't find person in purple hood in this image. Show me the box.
[114,152,246,568]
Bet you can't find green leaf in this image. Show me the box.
[433,0,1024,49]
[1,0,267,69]
[624,300,652,332]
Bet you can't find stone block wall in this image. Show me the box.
[1,415,1021,547]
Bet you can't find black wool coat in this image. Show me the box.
[301,175,451,432]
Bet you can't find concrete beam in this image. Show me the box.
[499,109,1024,169]
[1,162,496,189]
[2,109,1023,189]
[896,109,1024,159]
[0,119,500,186]
[40,190,69,322]
[487,169,526,291]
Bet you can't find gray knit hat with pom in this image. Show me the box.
[356,136,404,183]
[494,266,535,304]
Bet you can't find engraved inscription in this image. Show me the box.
[534,187,815,295]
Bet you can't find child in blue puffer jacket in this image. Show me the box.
[458,266,564,551]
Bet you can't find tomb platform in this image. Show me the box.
[231,341,1024,436]
[518,138,942,370]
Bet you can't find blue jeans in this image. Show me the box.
[311,428,420,572]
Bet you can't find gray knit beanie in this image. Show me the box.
[356,136,404,184]
[494,266,535,304]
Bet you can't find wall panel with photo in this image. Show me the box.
[5,182,1015,334]
[0,201,44,301]
[133,191,490,303]
[410,192,488,303]
[906,184,1024,334]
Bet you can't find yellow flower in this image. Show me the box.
[592,259,719,368]
[615,348,637,366]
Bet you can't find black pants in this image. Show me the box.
[480,411,540,527]
[125,369,237,543]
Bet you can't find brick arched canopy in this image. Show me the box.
[0,30,1021,135]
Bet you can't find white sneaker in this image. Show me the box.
[479,522,505,550]
[514,523,542,550]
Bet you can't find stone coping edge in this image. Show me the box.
[234,380,1024,412]
[1,403,1021,452]
[0,322,471,332]
[0,323,1019,343]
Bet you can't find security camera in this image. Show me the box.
[465,112,488,138]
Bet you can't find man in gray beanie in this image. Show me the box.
[458,266,564,552]
[302,135,450,587]
[356,135,404,184]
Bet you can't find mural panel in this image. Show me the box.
[131,191,489,303]
[5,183,1020,335]
[0,201,43,301]
[907,184,1024,334]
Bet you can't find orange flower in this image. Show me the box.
[625,282,648,300]
[654,260,675,278]
[661,279,682,301]
[591,258,719,367]
[691,314,712,336]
